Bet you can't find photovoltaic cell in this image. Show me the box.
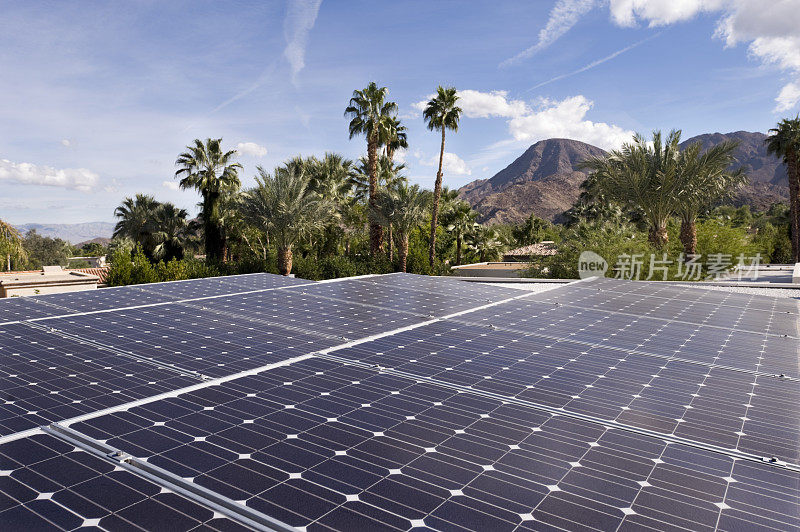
[0,272,798,530]
[24,286,182,315]
[331,316,800,464]
[0,432,243,530]
[0,323,197,436]
[136,274,310,301]
[0,298,68,324]
[181,289,429,340]
[356,273,524,303]
[40,304,339,378]
[67,357,800,531]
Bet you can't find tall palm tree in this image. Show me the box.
[175,138,242,262]
[445,201,477,266]
[423,86,462,267]
[372,184,430,272]
[581,130,684,248]
[765,117,800,262]
[345,82,398,254]
[675,140,745,255]
[241,164,334,275]
[0,219,25,271]
[113,194,161,256]
[150,203,190,261]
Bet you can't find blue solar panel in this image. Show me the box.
[65,357,800,531]
[0,432,243,530]
[0,272,798,530]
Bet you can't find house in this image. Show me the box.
[0,266,100,297]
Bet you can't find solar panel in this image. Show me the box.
[0,323,199,436]
[136,274,311,300]
[41,304,338,378]
[59,357,800,531]
[0,272,797,530]
[22,286,182,315]
[0,432,243,530]
[0,298,69,324]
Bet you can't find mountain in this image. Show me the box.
[459,139,607,224]
[14,222,115,244]
[459,131,788,224]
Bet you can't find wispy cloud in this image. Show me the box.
[283,0,323,80]
[500,0,597,68]
[527,32,663,92]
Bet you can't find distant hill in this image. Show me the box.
[459,139,607,224]
[15,222,115,244]
[459,131,788,224]
[76,237,113,248]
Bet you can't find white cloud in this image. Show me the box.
[775,82,800,112]
[456,90,530,118]
[0,159,99,192]
[162,180,180,191]
[609,0,726,27]
[438,89,633,151]
[501,0,598,67]
[60,139,71,147]
[283,0,323,79]
[508,96,634,150]
[413,89,529,119]
[608,0,800,112]
[420,152,472,176]
[236,141,268,157]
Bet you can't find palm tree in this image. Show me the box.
[0,219,25,271]
[512,214,553,246]
[372,184,430,272]
[352,155,407,203]
[383,116,408,161]
[175,138,242,262]
[241,164,334,275]
[675,140,746,255]
[423,86,462,267]
[467,224,505,262]
[445,201,477,265]
[765,117,800,262]
[150,203,190,261]
[308,153,356,256]
[113,194,161,256]
[581,130,684,248]
[345,82,398,254]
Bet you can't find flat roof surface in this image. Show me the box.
[0,272,797,530]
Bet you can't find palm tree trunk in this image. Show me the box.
[456,235,462,266]
[388,224,393,262]
[368,136,383,254]
[400,233,409,273]
[429,128,446,268]
[6,253,10,271]
[787,152,800,262]
[277,246,293,276]
[648,224,668,249]
[680,215,697,256]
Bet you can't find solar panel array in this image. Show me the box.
[0,272,798,531]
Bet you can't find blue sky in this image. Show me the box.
[1,0,798,224]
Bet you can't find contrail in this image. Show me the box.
[525,32,662,94]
